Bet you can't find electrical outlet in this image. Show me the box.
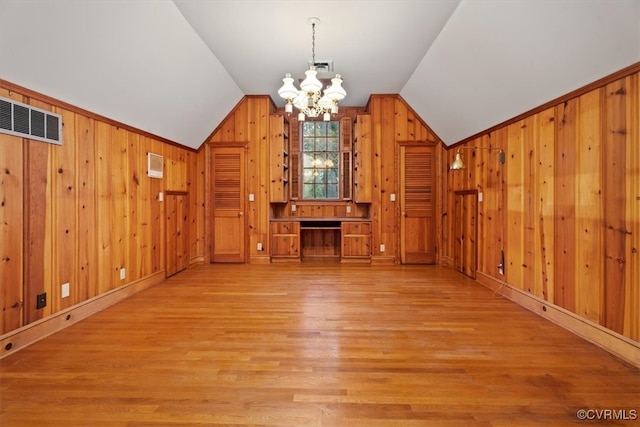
[346,205,351,213]
[249,193,255,201]
[478,192,483,202]
[390,193,396,201]
[36,292,47,309]
[380,244,386,252]
[158,192,164,202]
[120,268,126,280]
[257,242,263,251]
[291,204,296,212]
[61,283,70,298]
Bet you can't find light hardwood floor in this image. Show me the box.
[1,264,638,426]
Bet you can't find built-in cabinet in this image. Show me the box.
[269,115,290,203]
[269,219,371,262]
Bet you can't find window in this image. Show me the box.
[301,121,340,199]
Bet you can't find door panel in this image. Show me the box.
[400,145,435,264]
[211,147,245,263]
[166,193,189,277]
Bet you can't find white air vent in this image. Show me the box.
[147,152,163,178]
[0,96,62,145]
[307,60,334,74]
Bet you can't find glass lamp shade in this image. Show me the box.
[324,74,346,101]
[299,67,323,93]
[278,73,298,101]
[449,153,466,170]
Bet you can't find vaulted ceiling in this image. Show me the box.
[1,0,638,149]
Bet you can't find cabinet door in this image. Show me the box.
[211,147,246,263]
[269,115,289,203]
[353,115,372,203]
[341,221,371,258]
[399,144,435,264]
[270,222,300,258]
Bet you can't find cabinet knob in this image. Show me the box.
[239,211,244,217]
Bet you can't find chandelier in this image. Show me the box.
[277,17,346,122]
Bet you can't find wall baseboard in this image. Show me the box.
[371,256,396,264]
[250,255,272,264]
[0,271,165,359]
[475,271,640,368]
[189,255,205,266]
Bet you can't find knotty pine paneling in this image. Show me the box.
[76,114,98,301]
[54,107,77,311]
[0,132,23,333]
[441,70,640,345]
[207,96,273,261]
[0,82,203,336]
[366,95,440,263]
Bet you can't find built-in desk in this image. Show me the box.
[270,218,371,262]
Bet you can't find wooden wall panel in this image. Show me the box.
[0,82,205,338]
[150,138,165,274]
[76,115,98,301]
[54,108,77,311]
[440,69,640,347]
[603,78,629,334]
[0,133,23,334]
[112,127,129,288]
[24,98,54,323]
[534,108,555,302]
[574,89,603,323]
[505,121,525,289]
[624,74,640,341]
[127,132,141,283]
[554,99,577,312]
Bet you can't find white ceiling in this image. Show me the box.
[1,0,638,150]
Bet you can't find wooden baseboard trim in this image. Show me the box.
[189,255,205,266]
[250,255,272,264]
[0,271,165,359]
[371,256,396,264]
[475,271,640,368]
[440,256,454,267]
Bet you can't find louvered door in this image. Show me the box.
[399,144,435,264]
[211,147,245,263]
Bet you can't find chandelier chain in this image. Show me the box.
[311,22,316,65]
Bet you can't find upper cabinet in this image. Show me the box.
[269,114,290,203]
[353,114,372,203]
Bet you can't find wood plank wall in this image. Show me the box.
[206,96,274,263]
[367,96,440,262]
[439,72,640,344]
[206,96,439,264]
[0,83,204,336]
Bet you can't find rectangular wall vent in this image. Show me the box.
[147,152,163,178]
[0,96,62,145]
